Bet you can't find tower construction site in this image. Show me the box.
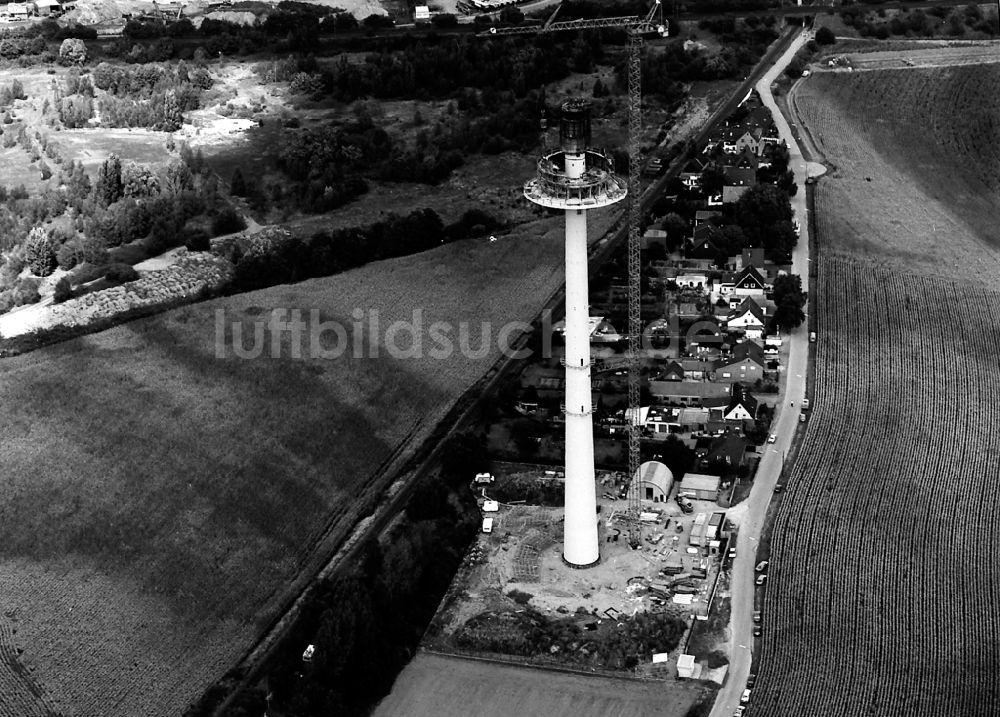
[418,98,750,683]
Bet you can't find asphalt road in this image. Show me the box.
[708,28,826,717]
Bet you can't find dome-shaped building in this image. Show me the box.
[634,460,674,503]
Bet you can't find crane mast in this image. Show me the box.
[483,1,667,552]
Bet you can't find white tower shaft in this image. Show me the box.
[562,152,599,568]
[523,99,625,570]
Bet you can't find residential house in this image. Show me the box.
[686,332,725,359]
[34,0,60,13]
[689,226,723,261]
[650,381,731,407]
[675,272,709,289]
[643,228,668,250]
[725,297,767,339]
[714,346,765,384]
[3,2,31,18]
[675,302,703,321]
[733,247,766,272]
[723,166,756,189]
[703,434,748,472]
[680,158,707,190]
[694,210,720,227]
[733,148,759,171]
[680,358,715,380]
[658,361,685,382]
[645,407,680,435]
[732,265,768,298]
[722,386,758,423]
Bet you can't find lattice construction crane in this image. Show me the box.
[482,2,668,549]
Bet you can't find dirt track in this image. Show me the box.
[824,41,1000,71]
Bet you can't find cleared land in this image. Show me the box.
[0,210,619,716]
[752,63,1000,714]
[375,652,709,717]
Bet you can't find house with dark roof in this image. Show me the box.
[733,265,768,297]
[694,210,720,227]
[723,166,756,188]
[650,380,731,407]
[722,385,758,422]
[689,226,724,261]
[731,340,765,364]
[733,247,766,272]
[680,358,716,380]
[701,433,749,473]
[726,297,767,339]
[659,361,685,382]
[714,349,765,384]
[687,329,726,359]
[733,148,759,171]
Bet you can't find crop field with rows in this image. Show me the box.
[754,65,1000,714]
[0,209,606,716]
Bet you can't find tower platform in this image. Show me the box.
[524,149,628,209]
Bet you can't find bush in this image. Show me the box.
[430,13,458,27]
[12,276,41,306]
[53,275,72,303]
[211,207,247,236]
[815,26,836,44]
[184,227,211,251]
[56,241,79,270]
[507,589,533,605]
[104,263,139,282]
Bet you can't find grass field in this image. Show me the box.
[751,63,1000,715]
[0,208,622,716]
[791,63,1000,285]
[374,653,711,717]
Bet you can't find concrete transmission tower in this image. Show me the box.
[525,101,626,567]
[488,1,667,565]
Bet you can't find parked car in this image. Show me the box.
[675,495,694,513]
[747,673,757,688]
[756,574,767,586]
[774,483,785,493]
[753,625,762,636]
[800,414,807,422]
[741,688,752,704]
[753,610,762,624]
[768,433,777,444]
[755,560,769,572]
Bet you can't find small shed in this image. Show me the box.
[678,472,722,502]
[414,4,430,20]
[677,654,699,679]
[635,460,673,503]
[34,0,59,13]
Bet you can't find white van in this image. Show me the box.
[481,517,494,533]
